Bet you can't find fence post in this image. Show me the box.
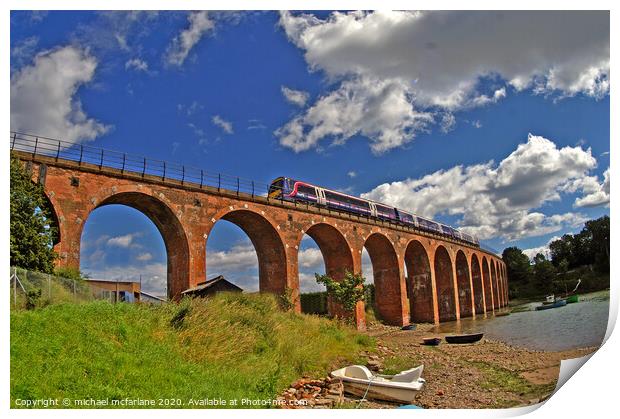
[251,181,254,198]
[48,273,52,301]
[237,177,240,196]
[79,145,84,165]
[99,149,104,169]
[218,174,221,192]
[162,161,166,180]
[200,170,204,188]
[143,158,147,178]
[56,141,61,161]
[13,267,17,309]
[33,137,39,157]
[11,133,16,150]
[121,154,126,174]
[182,166,185,185]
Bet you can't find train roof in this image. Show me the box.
[276,176,474,239]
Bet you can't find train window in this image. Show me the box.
[400,212,414,223]
[297,184,316,196]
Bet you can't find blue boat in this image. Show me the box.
[535,299,567,311]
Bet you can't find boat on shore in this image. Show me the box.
[565,295,579,304]
[535,299,567,311]
[330,364,425,404]
[445,333,484,344]
[421,337,442,346]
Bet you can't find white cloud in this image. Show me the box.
[136,252,153,261]
[572,168,610,208]
[125,57,149,72]
[362,134,596,241]
[278,11,609,152]
[107,233,135,248]
[275,76,432,154]
[298,247,324,269]
[281,86,309,107]
[166,11,214,66]
[207,243,258,274]
[522,236,561,261]
[10,36,39,69]
[10,45,110,144]
[212,115,234,134]
[347,171,357,178]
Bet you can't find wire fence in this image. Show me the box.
[9,267,132,310]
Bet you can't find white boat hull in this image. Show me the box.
[330,365,425,404]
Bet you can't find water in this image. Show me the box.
[431,291,610,351]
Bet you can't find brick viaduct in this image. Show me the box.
[17,151,509,330]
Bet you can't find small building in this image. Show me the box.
[86,279,141,302]
[181,275,242,298]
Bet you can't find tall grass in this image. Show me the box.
[11,293,373,408]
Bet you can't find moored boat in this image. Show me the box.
[421,337,442,346]
[535,299,567,310]
[445,333,484,344]
[565,295,579,304]
[330,364,425,404]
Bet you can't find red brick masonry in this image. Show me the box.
[17,152,508,330]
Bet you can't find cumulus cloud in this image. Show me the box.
[136,252,153,261]
[107,233,135,248]
[166,11,214,66]
[362,134,598,241]
[10,45,110,144]
[277,10,609,152]
[212,115,234,134]
[570,168,610,208]
[275,76,432,154]
[522,236,561,261]
[281,86,310,107]
[125,57,149,72]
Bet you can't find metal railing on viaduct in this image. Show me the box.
[10,131,509,330]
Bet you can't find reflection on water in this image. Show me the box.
[431,292,609,351]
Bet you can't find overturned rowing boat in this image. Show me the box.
[330,365,425,404]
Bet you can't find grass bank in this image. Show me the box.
[11,293,373,408]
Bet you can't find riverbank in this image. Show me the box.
[345,322,597,409]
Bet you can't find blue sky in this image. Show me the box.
[10,11,610,296]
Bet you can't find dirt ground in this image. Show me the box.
[349,322,598,409]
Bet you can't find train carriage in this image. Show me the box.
[268,177,479,247]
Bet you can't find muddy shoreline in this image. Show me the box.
[351,322,598,408]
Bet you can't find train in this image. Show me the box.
[268,177,480,246]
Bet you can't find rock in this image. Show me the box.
[367,359,382,371]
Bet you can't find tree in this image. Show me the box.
[532,253,556,294]
[582,216,610,273]
[502,247,531,284]
[315,271,366,313]
[10,155,57,272]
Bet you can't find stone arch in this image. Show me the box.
[95,191,190,298]
[404,240,434,323]
[302,223,355,317]
[434,245,456,321]
[363,233,405,325]
[491,261,500,308]
[471,254,485,314]
[482,256,494,311]
[207,209,287,296]
[455,250,473,318]
[40,189,61,246]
